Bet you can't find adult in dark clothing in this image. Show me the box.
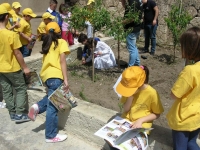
[121,0,143,67]
[46,0,62,28]
[142,0,159,55]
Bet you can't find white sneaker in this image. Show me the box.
[28,104,39,121]
[45,134,68,143]
[0,102,6,108]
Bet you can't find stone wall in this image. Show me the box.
[77,0,200,44]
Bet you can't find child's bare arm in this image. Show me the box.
[13,49,30,75]
[123,96,134,113]
[131,113,160,128]
[19,32,32,42]
[170,91,178,100]
[60,52,69,92]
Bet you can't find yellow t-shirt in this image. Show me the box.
[120,85,164,129]
[37,21,46,41]
[40,39,70,82]
[167,62,200,131]
[6,12,18,30]
[17,18,32,45]
[15,13,23,19]
[0,29,22,72]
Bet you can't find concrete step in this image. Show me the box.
[0,108,101,150]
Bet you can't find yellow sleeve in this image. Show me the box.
[171,66,192,98]
[150,91,164,114]
[37,22,46,34]
[25,24,32,37]
[12,32,22,50]
[17,21,25,33]
[59,40,70,55]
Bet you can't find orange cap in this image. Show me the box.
[116,66,146,97]
[46,22,61,33]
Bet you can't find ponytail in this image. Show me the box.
[140,65,149,84]
[41,32,60,54]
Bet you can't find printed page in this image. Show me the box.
[114,131,149,150]
[113,74,122,98]
[24,71,43,91]
[48,83,78,112]
[94,116,133,146]
[27,34,37,49]
[94,116,152,150]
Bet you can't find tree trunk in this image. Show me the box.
[118,38,120,68]
[92,31,95,82]
[173,45,176,62]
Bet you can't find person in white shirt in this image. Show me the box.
[87,38,117,69]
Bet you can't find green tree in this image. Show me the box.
[107,2,141,68]
[67,0,111,81]
[164,0,192,62]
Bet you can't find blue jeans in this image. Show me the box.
[144,24,157,53]
[37,78,63,139]
[20,45,32,57]
[85,21,93,38]
[172,129,200,150]
[126,32,140,67]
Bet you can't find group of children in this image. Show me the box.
[0,1,200,150]
[0,2,70,143]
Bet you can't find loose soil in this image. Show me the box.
[67,42,184,129]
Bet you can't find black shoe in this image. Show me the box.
[141,50,149,53]
[9,114,15,121]
[150,52,155,56]
[141,55,148,59]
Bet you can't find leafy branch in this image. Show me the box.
[164,0,192,62]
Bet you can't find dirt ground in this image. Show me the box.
[66,41,184,129]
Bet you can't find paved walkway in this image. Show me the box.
[0,108,101,150]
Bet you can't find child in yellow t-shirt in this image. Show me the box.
[116,66,164,129]
[28,22,70,143]
[12,2,23,19]
[106,66,163,149]
[167,27,200,150]
[37,12,55,41]
[18,8,37,57]
[1,3,20,31]
[0,5,31,123]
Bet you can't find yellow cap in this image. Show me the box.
[46,22,61,33]
[87,0,95,5]
[116,66,146,97]
[12,2,22,9]
[22,8,37,17]
[0,5,8,15]
[1,3,12,13]
[42,12,55,20]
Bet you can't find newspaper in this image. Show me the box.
[48,83,78,112]
[27,34,37,49]
[95,116,152,150]
[113,74,122,98]
[24,71,44,91]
